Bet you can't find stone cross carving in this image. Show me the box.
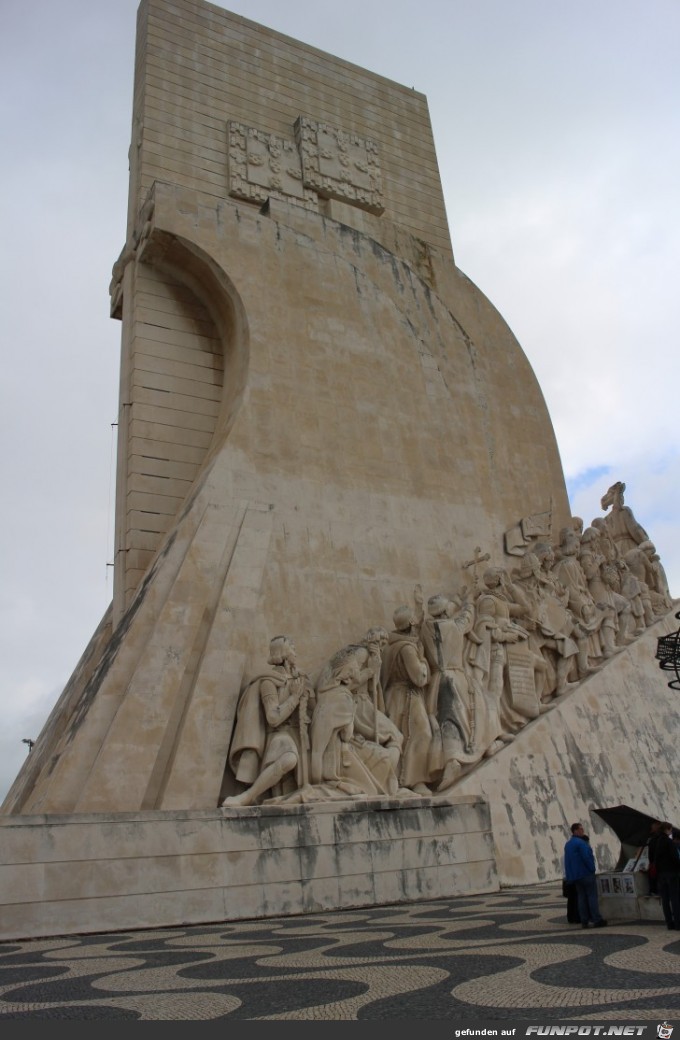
[463,547,491,592]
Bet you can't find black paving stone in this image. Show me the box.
[2,883,679,1020]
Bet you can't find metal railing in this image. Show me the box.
[656,610,680,690]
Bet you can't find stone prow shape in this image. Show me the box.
[3,179,573,818]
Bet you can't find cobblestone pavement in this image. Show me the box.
[1,882,679,1020]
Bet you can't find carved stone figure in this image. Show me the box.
[626,560,654,629]
[578,527,628,657]
[309,656,403,797]
[310,658,359,786]
[310,628,404,797]
[646,544,674,611]
[221,635,314,807]
[474,567,547,734]
[600,481,650,556]
[554,526,595,621]
[422,593,504,792]
[512,550,579,698]
[344,628,405,765]
[590,517,618,564]
[381,596,437,795]
[625,540,671,620]
[610,559,648,637]
[315,627,385,707]
[553,526,605,669]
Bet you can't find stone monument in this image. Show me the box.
[1,0,677,940]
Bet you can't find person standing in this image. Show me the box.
[564,822,607,929]
[654,822,680,930]
[564,833,591,923]
[646,820,663,897]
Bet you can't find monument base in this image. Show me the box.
[0,796,496,941]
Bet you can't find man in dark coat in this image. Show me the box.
[654,822,680,929]
[646,820,663,896]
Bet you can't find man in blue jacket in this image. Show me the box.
[564,822,607,928]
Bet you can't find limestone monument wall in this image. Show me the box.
[1,0,677,942]
[2,0,571,818]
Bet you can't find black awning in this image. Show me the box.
[590,804,665,848]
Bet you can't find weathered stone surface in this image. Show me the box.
[0,798,495,941]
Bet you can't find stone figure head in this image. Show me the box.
[268,634,296,665]
[335,658,361,688]
[601,481,626,512]
[559,527,579,556]
[533,542,555,570]
[427,594,450,618]
[482,567,504,589]
[393,604,416,632]
[362,626,389,649]
[516,552,540,581]
[589,519,616,560]
[580,526,598,547]
[326,645,356,673]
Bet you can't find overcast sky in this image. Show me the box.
[1,0,678,802]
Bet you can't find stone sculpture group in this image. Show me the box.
[221,482,673,808]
